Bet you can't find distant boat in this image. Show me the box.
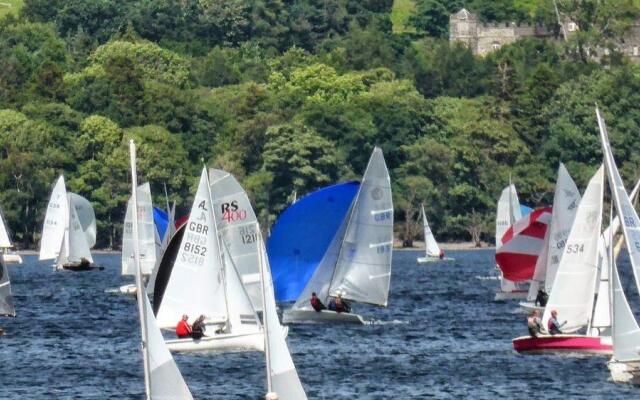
[39,176,99,271]
[281,147,394,325]
[519,163,580,311]
[596,108,640,383]
[0,259,16,317]
[257,233,307,400]
[416,203,453,264]
[0,203,22,264]
[494,181,528,300]
[513,165,612,355]
[128,140,193,399]
[155,168,265,353]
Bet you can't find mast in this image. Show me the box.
[257,233,272,393]
[130,140,151,399]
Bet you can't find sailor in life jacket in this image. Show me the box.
[175,314,192,338]
[527,310,541,337]
[547,310,567,335]
[310,292,326,312]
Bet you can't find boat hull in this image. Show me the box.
[512,335,612,355]
[518,302,545,313]
[494,290,528,301]
[166,330,264,353]
[58,263,103,271]
[608,360,640,384]
[118,284,137,296]
[416,257,455,264]
[282,309,367,325]
[2,253,22,264]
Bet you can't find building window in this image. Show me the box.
[567,22,578,32]
[492,42,501,51]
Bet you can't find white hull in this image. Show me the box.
[518,302,545,313]
[494,290,528,301]
[166,330,265,353]
[118,283,138,296]
[608,360,640,384]
[416,256,454,264]
[2,253,22,264]
[283,309,367,325]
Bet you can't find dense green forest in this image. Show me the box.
[1,0,640,249]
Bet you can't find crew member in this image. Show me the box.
[176,314,192,338]
[527,310,541,337]
[310,292,326,312]
[547,310,567,335]
[191,315,206,340]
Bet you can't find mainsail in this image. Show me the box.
[328,147,393,306]
[155,168,228,328]
[0,205,12,248]
[422,204,441,258]
[122,183,157,276]
[541,166,604,332]
[259,234,307,400]
[68,193,96,248]
[209,168,263,311]
[39,175,69,261]
[65,196,93,264]
[495,184,522,246]
[0,260,15,316]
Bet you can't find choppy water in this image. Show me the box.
[1,250,639,399]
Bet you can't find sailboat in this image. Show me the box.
[0,204,22,264]
[155,167,265,353]
[128,140,193,399]
[512,165,613,355]
[596,108,640,383]
[281,147,393,325]
[39,175,99,271]
[519,163,581,312]
[494,182,528,300]
[119,183,161,296]
[416,203,453,264]
[0,259,16,317]
[258,233,308,400]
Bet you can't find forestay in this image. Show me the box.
[541,166,604,332]
[122,183,157,276]
[0,260,15,317]
[259,235,307,400]
[209,168,263,312]
[422,204,441,257]
[39,176,68,261]
[329,147,393,306]
[156,168,228,329]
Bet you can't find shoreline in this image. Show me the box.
[393,240,495,251]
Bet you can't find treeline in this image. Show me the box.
[1,0,640,248]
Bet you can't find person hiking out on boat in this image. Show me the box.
[328,293,351,313]
[176,314,192,338]
[527,310,541,337]
[547,310,567,335]
[439,249,445,260]
[310,292,326,312]
[79,257,90,269]
[535,289,549,307]
[191,315,206,340]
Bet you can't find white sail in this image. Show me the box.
[67,194,93,264]
[590,227,612,335]
[495,184,522,246]
[541,166,604,332]
[40,176,69,261]
[0,205,12,248]
[156,168,228,329]
[209,168,263,312]
[0,260,15,316]
[259,234,307,400]
[611,244,640,362]
[68,193,96,248]
[597,108,640,296]
[329,147,393,306]
[422,204,441,257]
[122,183,157,276]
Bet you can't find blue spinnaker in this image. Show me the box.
[268,182,360,302]
[520,204,533,217]
[153,207,169,241]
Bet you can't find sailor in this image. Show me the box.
[191,315,206,340]
[328,293,351,313]
[547,310,567,335]
[310,292,326,312]
[175,314,192,338]
[535,289,549,307]
[439,249,445,260]
[79,257,90,269]
[527,310,541,337]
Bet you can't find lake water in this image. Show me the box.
[1,250,638,399]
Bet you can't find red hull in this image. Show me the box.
[512,335,612,355]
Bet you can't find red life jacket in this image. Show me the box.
[176,320,192,337]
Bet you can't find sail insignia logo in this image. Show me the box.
[221,200,247,223]
[371,187,383,200]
